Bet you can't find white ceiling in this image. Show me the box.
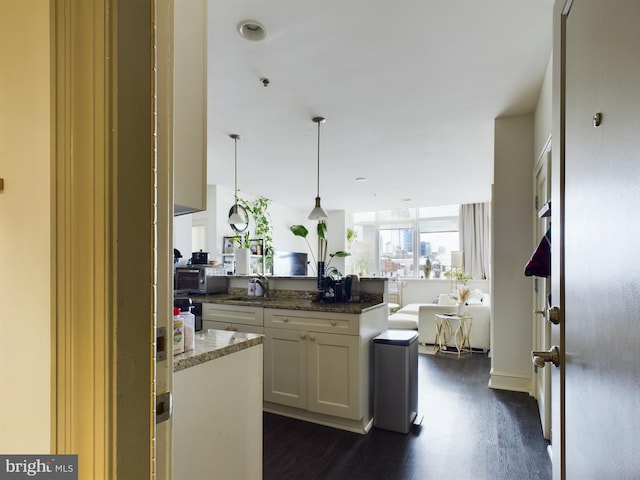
[205,0,553,214]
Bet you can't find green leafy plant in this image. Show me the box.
[290,222,350,276]
[237,195,274,268]
[444,268,472,284]
[232,232,251,249]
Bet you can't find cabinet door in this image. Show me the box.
[264,328,307,409]
[307,332,360,420]
[173,0,206,214]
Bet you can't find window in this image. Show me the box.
[351,205,459,279]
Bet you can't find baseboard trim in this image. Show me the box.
[263,402,373,435]
[488,368,532,394]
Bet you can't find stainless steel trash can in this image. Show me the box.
[373,330,419,433]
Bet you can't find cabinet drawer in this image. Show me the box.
[202,320,264,335]
[265,308,359,335]
[202,303,264,327]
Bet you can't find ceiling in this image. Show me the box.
[205,0,554,214]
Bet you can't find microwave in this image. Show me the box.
[175,266,227,294]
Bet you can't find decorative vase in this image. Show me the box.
[317,261,326,291]
[457,302,467,316]
[235,248,251,275]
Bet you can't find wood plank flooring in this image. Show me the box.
[263,352,552,480]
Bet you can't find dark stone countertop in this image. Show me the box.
[186,292,385,315]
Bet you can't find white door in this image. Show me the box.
[557,0,640,477]
[533,145,552,440]
[307,332,360,419]
[264,328,308,408]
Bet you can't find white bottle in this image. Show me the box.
[180,308,196,352]
[173,307,184,355]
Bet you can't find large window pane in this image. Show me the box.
[419,231,459,278]
[379,228,415,277]
[350,204,460,279]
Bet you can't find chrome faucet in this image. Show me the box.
[252,274,270,298]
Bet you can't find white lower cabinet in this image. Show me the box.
[264,327,359,419]
[263,306,386,433]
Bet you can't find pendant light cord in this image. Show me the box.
[234,136,238,202]
[316,120,321,197]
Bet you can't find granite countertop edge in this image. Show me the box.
[173,329,264,373]
[187,293,385,314]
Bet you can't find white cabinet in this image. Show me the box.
[264,327,359,419]
[173,0,206,215]
[173,343,263,479]
[202,303,264,334]
[263,306,387,433]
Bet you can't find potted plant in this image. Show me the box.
[232,232,252,275]
[423,257,432,279]
[290,222,350,289]
[237,195,274,272]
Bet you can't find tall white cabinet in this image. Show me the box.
[173,0,207,215]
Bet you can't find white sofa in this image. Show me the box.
[387,292,491,351]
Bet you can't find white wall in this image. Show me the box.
[177,184,348,272]
[534,55,553,156]
[0,0,51,452]
[490,114,535,393]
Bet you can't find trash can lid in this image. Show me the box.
[374,329,418,345]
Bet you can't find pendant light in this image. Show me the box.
[228,134,247,225]
[308,116,328,220]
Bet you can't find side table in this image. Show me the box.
[434,313,473,356]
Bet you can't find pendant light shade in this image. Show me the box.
[228,134,247,225]
[308,116,328,220]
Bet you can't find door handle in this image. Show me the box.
[531,345,560,369]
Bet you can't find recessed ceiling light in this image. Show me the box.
[237,20,267,42]
[403,198,412,202]
[355,177,367,183]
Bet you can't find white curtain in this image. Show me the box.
[460,203,491,280]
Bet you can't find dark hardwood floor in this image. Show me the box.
[263,352,552,480]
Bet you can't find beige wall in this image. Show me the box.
[0,0,51,452]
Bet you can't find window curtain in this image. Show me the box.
[460,202,491,280]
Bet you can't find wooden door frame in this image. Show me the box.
[52,1,173,477]
[532,137,552,441]
[551,1,572,478]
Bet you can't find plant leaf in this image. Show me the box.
[329,251,351,258]
[317,222,327,240]
[290,224,309,238]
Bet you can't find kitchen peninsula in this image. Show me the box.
[173,329,264,480]
[186,275,388,434]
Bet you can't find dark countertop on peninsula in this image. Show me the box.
[186,292,385,315]
[173,329,264,373]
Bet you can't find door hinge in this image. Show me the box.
[535,195,539,210]
[156,391,172,424]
